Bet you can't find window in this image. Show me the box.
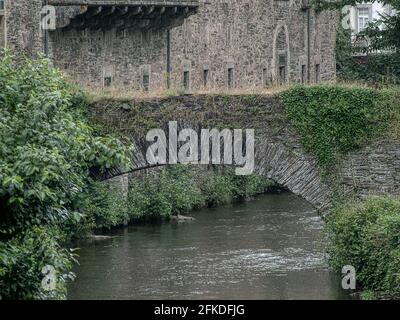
[278,53,287,84]
[315,64,320,83]
[357,7,371,33]
[203,69,209,88]
[0,15,4,50]
[227,68,234,89]
[301,65,307,84]
[183,71,190,90]
[262,68,268,87]
[143,74,149,92]
[0,0,4,10]
[104,77,112,88]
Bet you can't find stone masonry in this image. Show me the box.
[2,0,338,91]
[90,94,400,212]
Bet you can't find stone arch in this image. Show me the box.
[272,23,290,84]
[95,97,333,213]
[254,141,332,212]
[110,130,332,213]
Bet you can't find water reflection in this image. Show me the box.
[68,193,349,300]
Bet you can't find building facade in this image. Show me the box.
[1,0,338,92]
[349,2,395,36]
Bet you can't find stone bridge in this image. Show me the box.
[89,94,400,213]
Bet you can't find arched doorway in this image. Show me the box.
[272,24,290,84]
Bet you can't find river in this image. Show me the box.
[67,192,350,300]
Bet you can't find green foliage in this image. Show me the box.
[280,85,395,169]
[0,52,129,299]
[200,168,235,206]
[128,166,205,220]
[71,181,129,235]
[329,2,400,85]
[325,196,400,299]
[128,165,273,220]
[0,226,76,300]
[0,52,129,232]
[336,21,400,84]
[233,173,273,199]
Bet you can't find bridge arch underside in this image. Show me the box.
[103,137,332,213]
[253,141,332,212]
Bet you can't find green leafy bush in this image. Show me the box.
[71,181,129,235]
[280,85,395,168]
[128,166,205,220]
[0,226,76,300]
[127,165,273,220]
[0,52,129,299]
[325,197,400,299]
[200,171,235,206]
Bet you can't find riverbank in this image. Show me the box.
[75,165,279,237]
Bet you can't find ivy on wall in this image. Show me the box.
[280,85,398,170]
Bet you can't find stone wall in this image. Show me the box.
[89,94,333,211]
[49,27,167,90]
[339,140,400,199]
[89,94,400,212]
[46,0,338,91]
[169,1,338,90]
[3,1,337,91]
[4,0,43,56]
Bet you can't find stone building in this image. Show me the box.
[1,0,338,91]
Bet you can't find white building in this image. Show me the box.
[347,2,395,54]
[349,2,395,35]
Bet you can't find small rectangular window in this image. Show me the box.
[227,68,234,89]
[203,69,209,88]
[315,64,320,83]
[0,16,4,50]
[301,65,306,84]
[183,71,190,90]
[0,0,4,10]
[104,76,112,88]
[278,53,287,84]
[143,74,149,92]
[278,54,287,67]
[262,68,268,87]
[279,67,286,84]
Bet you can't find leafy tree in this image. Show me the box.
[0,52,129,299]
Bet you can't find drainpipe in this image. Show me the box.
[43,0,49,57]
[307,6,311,83]
[166,29,171,89]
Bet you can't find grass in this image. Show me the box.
[84,84,293,103]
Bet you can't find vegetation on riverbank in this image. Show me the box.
[0,53,129,299]
[128,165,276,222]
[281,85,400,299]
[67,165,275,235]
[325,196,400,299]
